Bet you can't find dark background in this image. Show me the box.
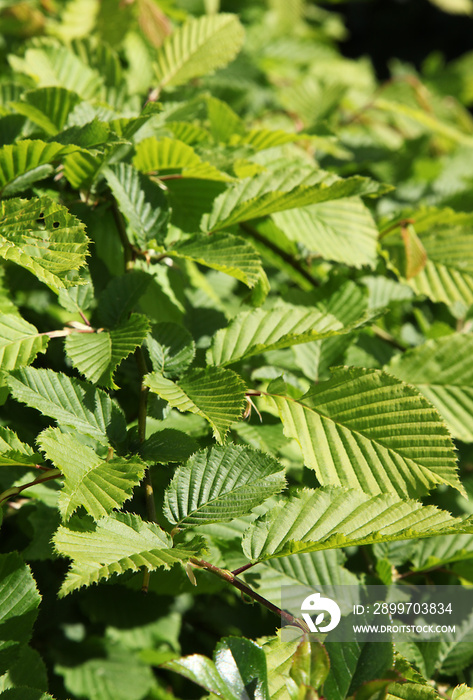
[324,0,473,78]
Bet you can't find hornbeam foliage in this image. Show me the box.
[1,1,473,698]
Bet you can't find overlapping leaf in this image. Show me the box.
[164,444,286,527]
[104,163,170,248]
[0,315,48,370]
[383,208,473,306]
[146,323,195,377]
[97,271,152,328]
[267,367,461,499]
[65,314,150,389]
[6,368,126,446]
[144,367,246,443]
[201,168,389,232]
[11,87,82,135]
[0,196,88,290]
[0,140,76,196]
[0,427,39,467]
[242,486,473,562]
[272,197,379,269]
[53,512,207,596]
[38,428,145,521]
[168,233,263,288]
[207,303,372,367]
[133,137,229,181]
[386,335,473,442]
[154,13,245,89]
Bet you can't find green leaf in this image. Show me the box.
[383,209,473,307]
[0,315,48,370]
[207,303,374,367]
[6,367,126,446]
[163,444,286,527]
[242,486,473,562]
[104,163,170,248]
[385,335,473,443]
[53,512,207,595]
[0,196,88,291]
[146,322,195,377]
[324,640,393,700]
[38,428,146,521]
[0,427,38,468]
[154,14,245,89]
[164,637,270,700]
[9,45,103,99]
[267,366,461,499]
[97,271,152,328]
[0,140,75,196]
[65,314,150,389]
[145,367,246,443]
[272,197,379,269]
[56,644,155,700]
[140,429,198,464]
[11,87,82,135]
[133,136,230,181]
[168,233,263,288]
[201,168,389,232]
[0,553,41,675]
[62,149,103,190]
[410,533,473,570]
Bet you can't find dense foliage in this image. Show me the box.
[2,1,473,699]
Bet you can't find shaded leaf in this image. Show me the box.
[146,322,195,377]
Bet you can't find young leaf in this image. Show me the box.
[38,428,146,521]
[154,14,245,89]
[242,486,473,562]
[144,367,246,443]
[267,367,461,499]
[0,196,88,291]
[0,140,76,196]
[386,335,473,443]
[6,367,126,446]
[163,444,286,527]
[168,233,263,288]
[207,303,372,367]
[104,163,170,248]
[0,315,48,370]
[11,86,82,135]
[133,136,229,181]
[201,168,389,232]
[65,314,150,389]
[53,512,207,596]
[146,322,195,377]
[324,640,393,700]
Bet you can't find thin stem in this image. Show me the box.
[372,325,406,351]
[231,562,257,576]
[191,558,309,632]
[239,222,320,288]
[0,469,61,507]
[111,199,134,271]
[136,347,156,593]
